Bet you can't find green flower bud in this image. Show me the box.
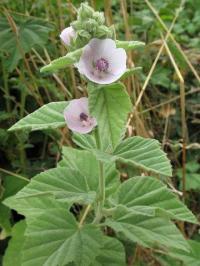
[96,25,113,38]
[93,12,105,25]
[78,3,94,21]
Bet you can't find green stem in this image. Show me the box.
[93,129,105,224]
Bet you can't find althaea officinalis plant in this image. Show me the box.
[3,3,198,266]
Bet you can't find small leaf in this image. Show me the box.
[22,208,103,266]
[106,207,189,252]
[114,136,172,176]
[8,101,68,132]
[110,176,197,224]
[88,82,132,151]
[40,49,82,73]
[0,204,11,238]
[3,220,26,266]
[121,67,142,80]
[72,133,97,150]
[116,40,145,50]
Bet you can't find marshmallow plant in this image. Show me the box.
[4,3,197,266]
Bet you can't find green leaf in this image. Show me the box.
[121,67,142,80]
[4,195,67,219]
[113,136,172,176]
[59,147,120,197]
[8,101,68,132]
[106,207,189,252]
[40,49,82,73]
[22,208,103,266]
[3,220,26,266]
[88,82,132,151]
[4,167,97,209]
[116,40,145,50]
[168,240,200,266]
[0,204,11,238]
[91,236,126,266]
[110,176,197,224]
[72,133,97,150]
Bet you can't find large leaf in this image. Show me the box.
[0,15,53,71]
[106,207,189,252]
[113,136,172,176]
[22,208,103,266]
[88,82,132,151]
[3,220,26,266]
[8,101,68,132]
[91,236,126,266]
[4,167,97,209]
[110,176,197,224]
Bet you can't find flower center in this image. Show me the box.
[95,58,109,72]
[80,112,88,121]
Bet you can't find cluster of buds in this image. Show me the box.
[60,3,114,50]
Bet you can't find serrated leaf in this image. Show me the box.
[4,195,67,219]
[113,136,172,176]
[110,176,197,224]
[4,167,97,210]
[3,220,26,266]
[106,208,189,252]
[40,49,82,73]
[22,208,103,266]
[8,101,68,132]
[116,40,145,50]
[91,236,126,266]
[88,82,132,151]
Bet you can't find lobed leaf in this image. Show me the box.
[110,176,197,224]
[22,208,103,266]
[106,207,189,252]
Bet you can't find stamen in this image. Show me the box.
[80,112,88,121]
[95,58,109,72]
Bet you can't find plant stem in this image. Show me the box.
[93,129,105,223]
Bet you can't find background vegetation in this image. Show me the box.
[0,0,199,265]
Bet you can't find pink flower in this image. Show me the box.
[76,38,127,84]
[64,97,97,134]
[60,26,76,46]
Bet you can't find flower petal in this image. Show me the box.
[60,26,76,46]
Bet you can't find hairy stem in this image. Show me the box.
[93,129,105,223]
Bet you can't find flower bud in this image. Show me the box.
[78,3,94,21]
